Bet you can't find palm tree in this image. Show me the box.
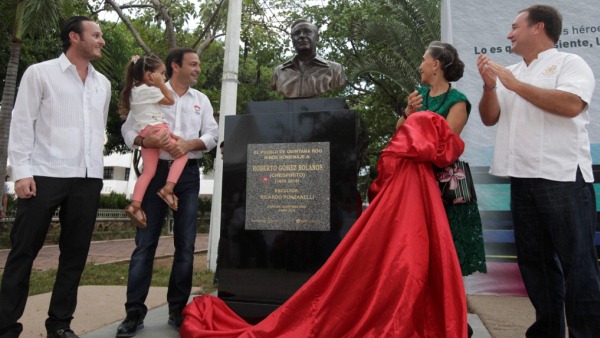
[0,0,63,191]
[349,0,440,94]
[346,0,440,197]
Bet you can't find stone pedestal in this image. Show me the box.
[217,98,360,323]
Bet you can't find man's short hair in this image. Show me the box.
[165,47,197,79]
[520,4,562,43]
[61,16,94,53]
[290,19,318,37]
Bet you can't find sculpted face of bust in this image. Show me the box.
[291,21,318,60]
[271,19,346,98]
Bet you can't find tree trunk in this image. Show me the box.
[0,39,22,194]
[105,0,153,55]
[149,0,176,49]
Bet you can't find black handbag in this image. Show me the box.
[434,160,477,205]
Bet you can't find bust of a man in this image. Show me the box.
[271,19,346,99]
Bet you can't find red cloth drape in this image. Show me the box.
[181,111,467,338]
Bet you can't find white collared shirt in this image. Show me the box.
[130,84,168,133]
[8,53,111,181]
[491,49,595,182]
[121,81,219,159]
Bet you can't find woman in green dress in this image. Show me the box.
[396,41,486,337]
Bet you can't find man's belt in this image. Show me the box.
[158,159,198,167]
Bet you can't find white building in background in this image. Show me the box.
[4,152,215,199]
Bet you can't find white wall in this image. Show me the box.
[443,0,600,165]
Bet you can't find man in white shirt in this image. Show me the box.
[116,47,218,337]
[477,4,600,337]
[0,16,110,338]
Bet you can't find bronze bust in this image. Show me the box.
[271,19,346,99]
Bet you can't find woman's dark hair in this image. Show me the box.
[60,16,94,53]
[119,54,165,119]
[165,47,196,79]
[427,41,465,82]
[520,4,562,43]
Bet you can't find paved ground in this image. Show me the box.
[0,234,530,337]
[0,235,209,271]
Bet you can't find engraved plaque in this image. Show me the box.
[246,142,330,231]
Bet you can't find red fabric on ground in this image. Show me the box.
[181,112,467,338]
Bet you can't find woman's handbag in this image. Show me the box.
[434,160,477,205]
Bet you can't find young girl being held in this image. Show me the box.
[119,54,187,228]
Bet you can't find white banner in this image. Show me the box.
[443,0,600,165]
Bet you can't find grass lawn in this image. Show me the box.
[0,253,216,296]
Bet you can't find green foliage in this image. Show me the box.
[96,22,146,155]
[349,0,440,93]
[236,56,281,110]
[21,0,64,37]
[0,28,63,96]
[195,40,225,102]
[0,29,9,91]
[240,0,289,67]
[0,0,64,39]
[198,196,212,218]
[4,193,16,214]
[99,192,130,209]
[199,150,216,175]
[0,0,64,100]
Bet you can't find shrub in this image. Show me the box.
[199,197,212,218]
[100,192,130,209]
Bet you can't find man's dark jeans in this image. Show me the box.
[124,161,199,317]
[511,169,600,338]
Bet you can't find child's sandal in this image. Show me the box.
[157,188,178,211]
[125,204,147,228]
